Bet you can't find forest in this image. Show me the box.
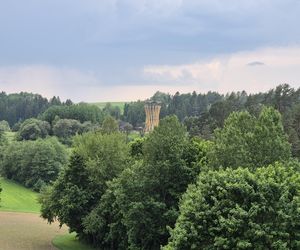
[1,83,300,249]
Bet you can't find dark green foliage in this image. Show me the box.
[210,107,291,169]
[40,153,97,233]
[165,162,300,250]
[33,84,300,249]
[17,118,51,140]
[40,131,130,240]
[283,103,300,157]
[103,102,121,120]
[1,137,67,191]
[0,92,51,126]
[41,103,104,124]
[82,174,129,249]
[129,137,145,158]
[184,114,215,139]
[123,100,146,128]
[90,116,205,249]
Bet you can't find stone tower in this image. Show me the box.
[144,101,161,132]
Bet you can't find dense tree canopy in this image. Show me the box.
[0,92,50,126]
[41,103,104,124]
[165,162,300,250]
[33,84,300,249]
[81,116,210,249]
[210,107,291,169]
[1,137,67,191]
[52,119,83,144]
[103,103,122,120]
[101,115,119,134]
[40,131,130,240]
[17,118,51,141]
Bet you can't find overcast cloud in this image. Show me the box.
[0,0,300,101]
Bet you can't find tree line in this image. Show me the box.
[123,84,300,158]
[0,92,73,126]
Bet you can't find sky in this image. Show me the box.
[0,0,300,102]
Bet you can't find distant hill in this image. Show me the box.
[90,102,125,110]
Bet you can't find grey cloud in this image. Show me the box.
[247,61,265,66]
[1,0,300,93]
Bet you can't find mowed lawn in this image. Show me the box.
[0,178,40,213]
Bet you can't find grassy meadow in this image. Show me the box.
[90,101,125,111]
[0,178,40,213]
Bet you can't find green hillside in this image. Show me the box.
[0,178,40,213]
[90,101,125,111]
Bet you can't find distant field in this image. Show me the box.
[90,101,126,111]
[0,178,40,213]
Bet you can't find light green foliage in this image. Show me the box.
[252,106,291,166]
[17,118,51,140]
[101,115,119,134]
[165,162,300,250]
[0,178,40,213]
[210,107,291,169]
[40,131,129,241]
[1,137,68,191]
[0,120,10,132]
[4,131,16,143]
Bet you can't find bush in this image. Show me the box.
[52,119,82,144]
[0,120,10,132]
[17,118,51,140]
[165,162,300,250]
